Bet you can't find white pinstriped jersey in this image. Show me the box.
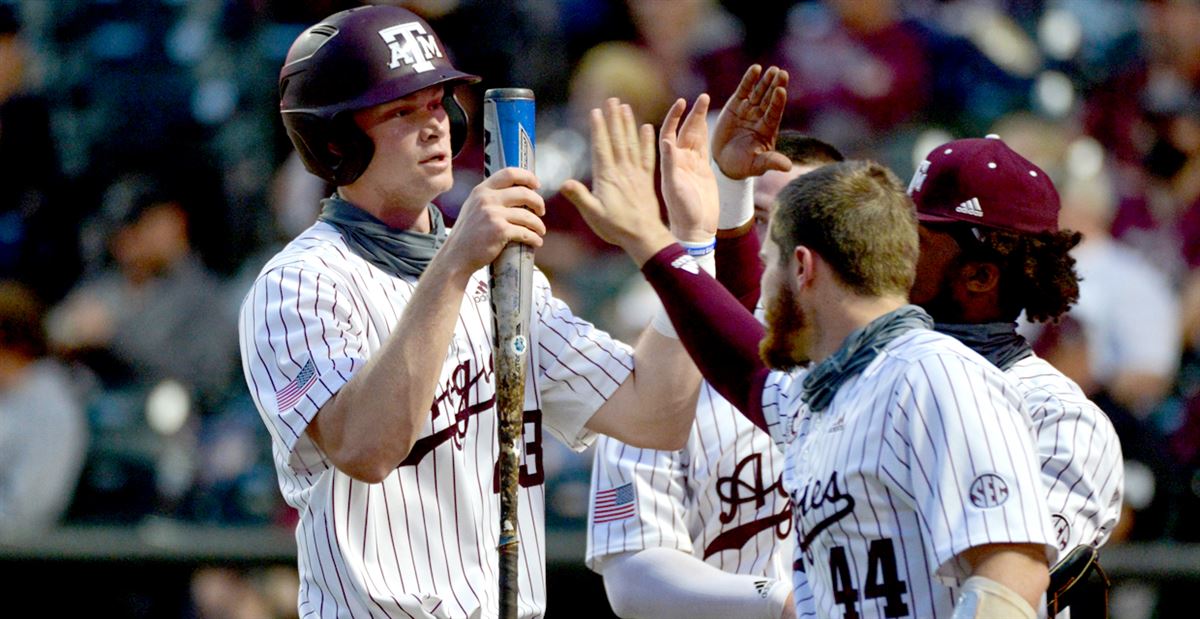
[585,381,791,580]
[238,221,633,619]
[1007,354,1124,554]
[763,329,1057,619]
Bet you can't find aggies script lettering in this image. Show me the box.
[704,453,793,558]
[398,355,545,489]
[400,356,494,466]
[794,471,856,554]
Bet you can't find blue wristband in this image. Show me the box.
[680,238,717,257]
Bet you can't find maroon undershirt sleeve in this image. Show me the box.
[641,244,770,432]
[715,228,765,311]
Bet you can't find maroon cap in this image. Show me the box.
[906,135,1060,234]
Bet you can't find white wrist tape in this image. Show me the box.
[951,575,1037,619]
[715,164,755,230]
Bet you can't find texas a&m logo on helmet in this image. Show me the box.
[378,22,444,73]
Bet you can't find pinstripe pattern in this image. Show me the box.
[585,382,791,581]
[238,222,633,619]
[762,329,1056,619]
[1007,355,1124,553]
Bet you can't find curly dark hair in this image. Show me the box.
[951,226,1083,323]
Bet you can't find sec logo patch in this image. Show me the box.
[969,474,1009,508]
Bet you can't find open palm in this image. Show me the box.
[711,65,792,180]
[659,94,719,243]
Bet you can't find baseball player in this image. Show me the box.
[714,138,1125,618]
[906,136,1124,616]
[722,135,1126,617]
[715,130,846,313]
[238,7,703,618]
[736,131,846,241]
[585,68,845,619]
[562,95,1058,618]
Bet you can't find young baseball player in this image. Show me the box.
[562,98,1058,618]
[721,136,1126,618]
[907,136,1124,616]
[586,68,845,619]
[238,6,703,618]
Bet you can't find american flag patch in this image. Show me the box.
[276,359,318,412]
[594,482,636,523]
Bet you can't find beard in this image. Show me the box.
[760,287,813,371]
[913,262,968,323]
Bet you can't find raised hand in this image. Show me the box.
[561,98,675,266]
[659,95,719,244]
[711,64,791,180]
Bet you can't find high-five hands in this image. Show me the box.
[711,65,791,180]
[561,98,674,267]
[659,94,719,244]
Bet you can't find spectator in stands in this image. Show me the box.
[1084,0,1200,281]
[1055,169,1182,416]
[625,0,726,99]
[46,173,238,409]
[188,564,301,619]
[698,0,931,153]
[0,280,87,537]
[537,40,676,316]
[0,5,77,303]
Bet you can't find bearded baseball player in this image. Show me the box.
[238,6,703,618]
[706,117,1123,619]
[563,97,1058,618]
[586,67,844,619]
[907,136,1124,616]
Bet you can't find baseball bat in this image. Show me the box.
[484,87,535,619]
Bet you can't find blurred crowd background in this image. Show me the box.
[2,0,1200,617]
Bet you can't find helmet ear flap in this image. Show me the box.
[282,112,337,182]
[327,112,374,185]
[281,111,374,186]
[445,90,469,157]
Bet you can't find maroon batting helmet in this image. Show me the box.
[279,5,481,185]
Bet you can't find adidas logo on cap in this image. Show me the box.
[909,137,1060,233]
[954,197,984,218]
